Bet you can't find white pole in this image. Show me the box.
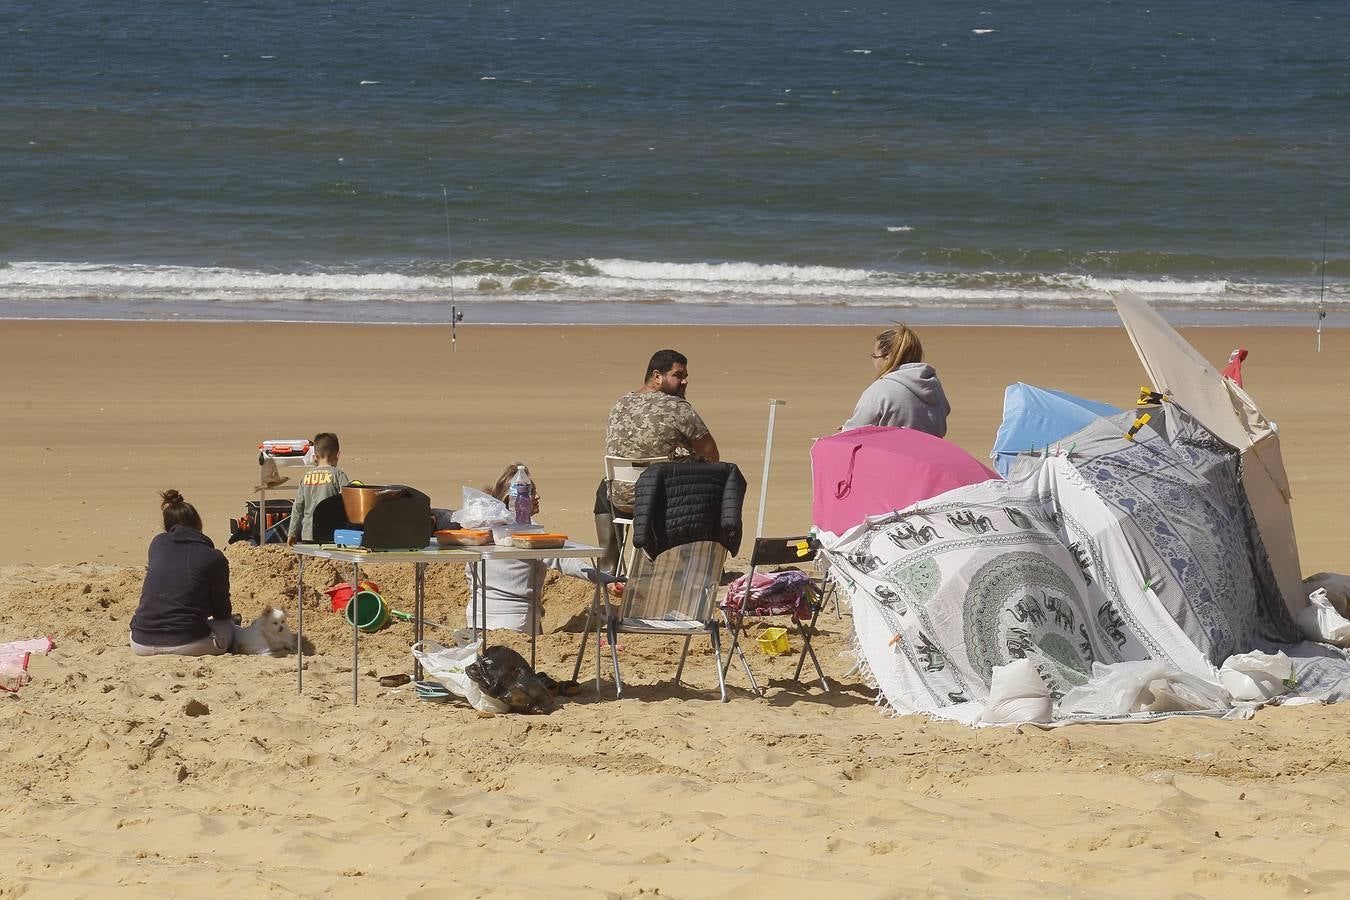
[756,400,786,539]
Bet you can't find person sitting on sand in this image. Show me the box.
[287,432,351,545]
[129,489,234,657]
[467,463,591,634]
[842,324,951,436]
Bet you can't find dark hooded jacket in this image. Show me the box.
[631,462,747,558]
[131,526,232,646]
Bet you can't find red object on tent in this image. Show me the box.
[810,426,999,535]
[1221,347,1247,386]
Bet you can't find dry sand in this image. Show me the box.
[2,321,1349,897]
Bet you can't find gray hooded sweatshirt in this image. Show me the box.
[842,362,951,436]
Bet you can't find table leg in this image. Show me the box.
[352,563,360,705]
[296,555,305,694]
[478,558,489,648]
[414,563,426,680]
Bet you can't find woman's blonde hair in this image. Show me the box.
[485,462,531,502]
[874,324,924,379]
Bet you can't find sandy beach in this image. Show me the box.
[3,321,1349,897]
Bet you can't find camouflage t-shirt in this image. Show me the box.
[604,390,711,509]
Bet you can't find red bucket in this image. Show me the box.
[325,580,379,613]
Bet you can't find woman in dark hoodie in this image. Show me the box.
[842,324,951,436]
[129,490,234,656]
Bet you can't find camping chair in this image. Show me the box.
[571,540,731,702]
[720,535,831,695]
[603,455,668,577]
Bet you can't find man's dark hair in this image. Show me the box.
[313,432,340,460]
[644,349,687,382]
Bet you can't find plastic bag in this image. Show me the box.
[456,487,512,530]
[1303,572,1350,617]
[1058,660,1230,716]
[1296,589,1350,646]
[978,658,1052,725]
[1219,650,1295,702]
[411,633,510,714]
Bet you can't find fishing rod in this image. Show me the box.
[1317,218,1327,353]
[443,186,464,351]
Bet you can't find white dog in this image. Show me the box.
[231,607,297,657]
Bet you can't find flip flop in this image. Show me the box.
[379,673,411,687]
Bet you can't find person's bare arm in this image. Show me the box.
[690,432,720,462]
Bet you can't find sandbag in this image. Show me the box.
[1219,650,1295,702]
[978,659,1052,725]
[1058,661,1229,717]
[1296,589,1350,646]
[1303,573,1350,616]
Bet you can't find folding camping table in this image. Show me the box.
[290,540,600,705]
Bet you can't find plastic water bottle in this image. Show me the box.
[509,465,534,526]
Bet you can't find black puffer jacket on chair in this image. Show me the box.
[631,461,747,559]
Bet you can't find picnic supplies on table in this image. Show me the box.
[436,529,493,546]
[457,487,513,530]
[511,533,567,550]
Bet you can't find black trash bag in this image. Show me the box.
[465,646,555,714]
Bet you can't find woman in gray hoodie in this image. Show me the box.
[842,324,951,436]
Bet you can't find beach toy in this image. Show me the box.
[325,580,379,614]
[343,589,390,632]
[756,627,790,656]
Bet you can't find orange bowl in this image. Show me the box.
[435,529,492,547]
[511,532,567,549]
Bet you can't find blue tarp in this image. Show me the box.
[990,382,1121,477]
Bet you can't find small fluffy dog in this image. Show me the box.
[231,607,297,657]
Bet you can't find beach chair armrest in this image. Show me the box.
[582,567,627,587]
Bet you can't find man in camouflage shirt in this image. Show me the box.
[594,349,720,571]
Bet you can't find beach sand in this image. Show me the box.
[2,321,1349,896]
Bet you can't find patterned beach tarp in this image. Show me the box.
[1014,404,1301,668]
[834,478,1144,720]
[830,403,1349,723]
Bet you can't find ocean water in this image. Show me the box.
[3,0,1348,325]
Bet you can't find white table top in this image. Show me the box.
[291,540,601,564]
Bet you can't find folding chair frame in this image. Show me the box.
[603,455,668,578]
[572,543,730,702]
[720,536,831,695]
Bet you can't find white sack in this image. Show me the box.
[1219,650,1295,702]
[978,659,1052,725]
[1059,660,1230,717]
[1303,573,1350,617]
[1296,589,1350,647]
[412,635,511,714]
